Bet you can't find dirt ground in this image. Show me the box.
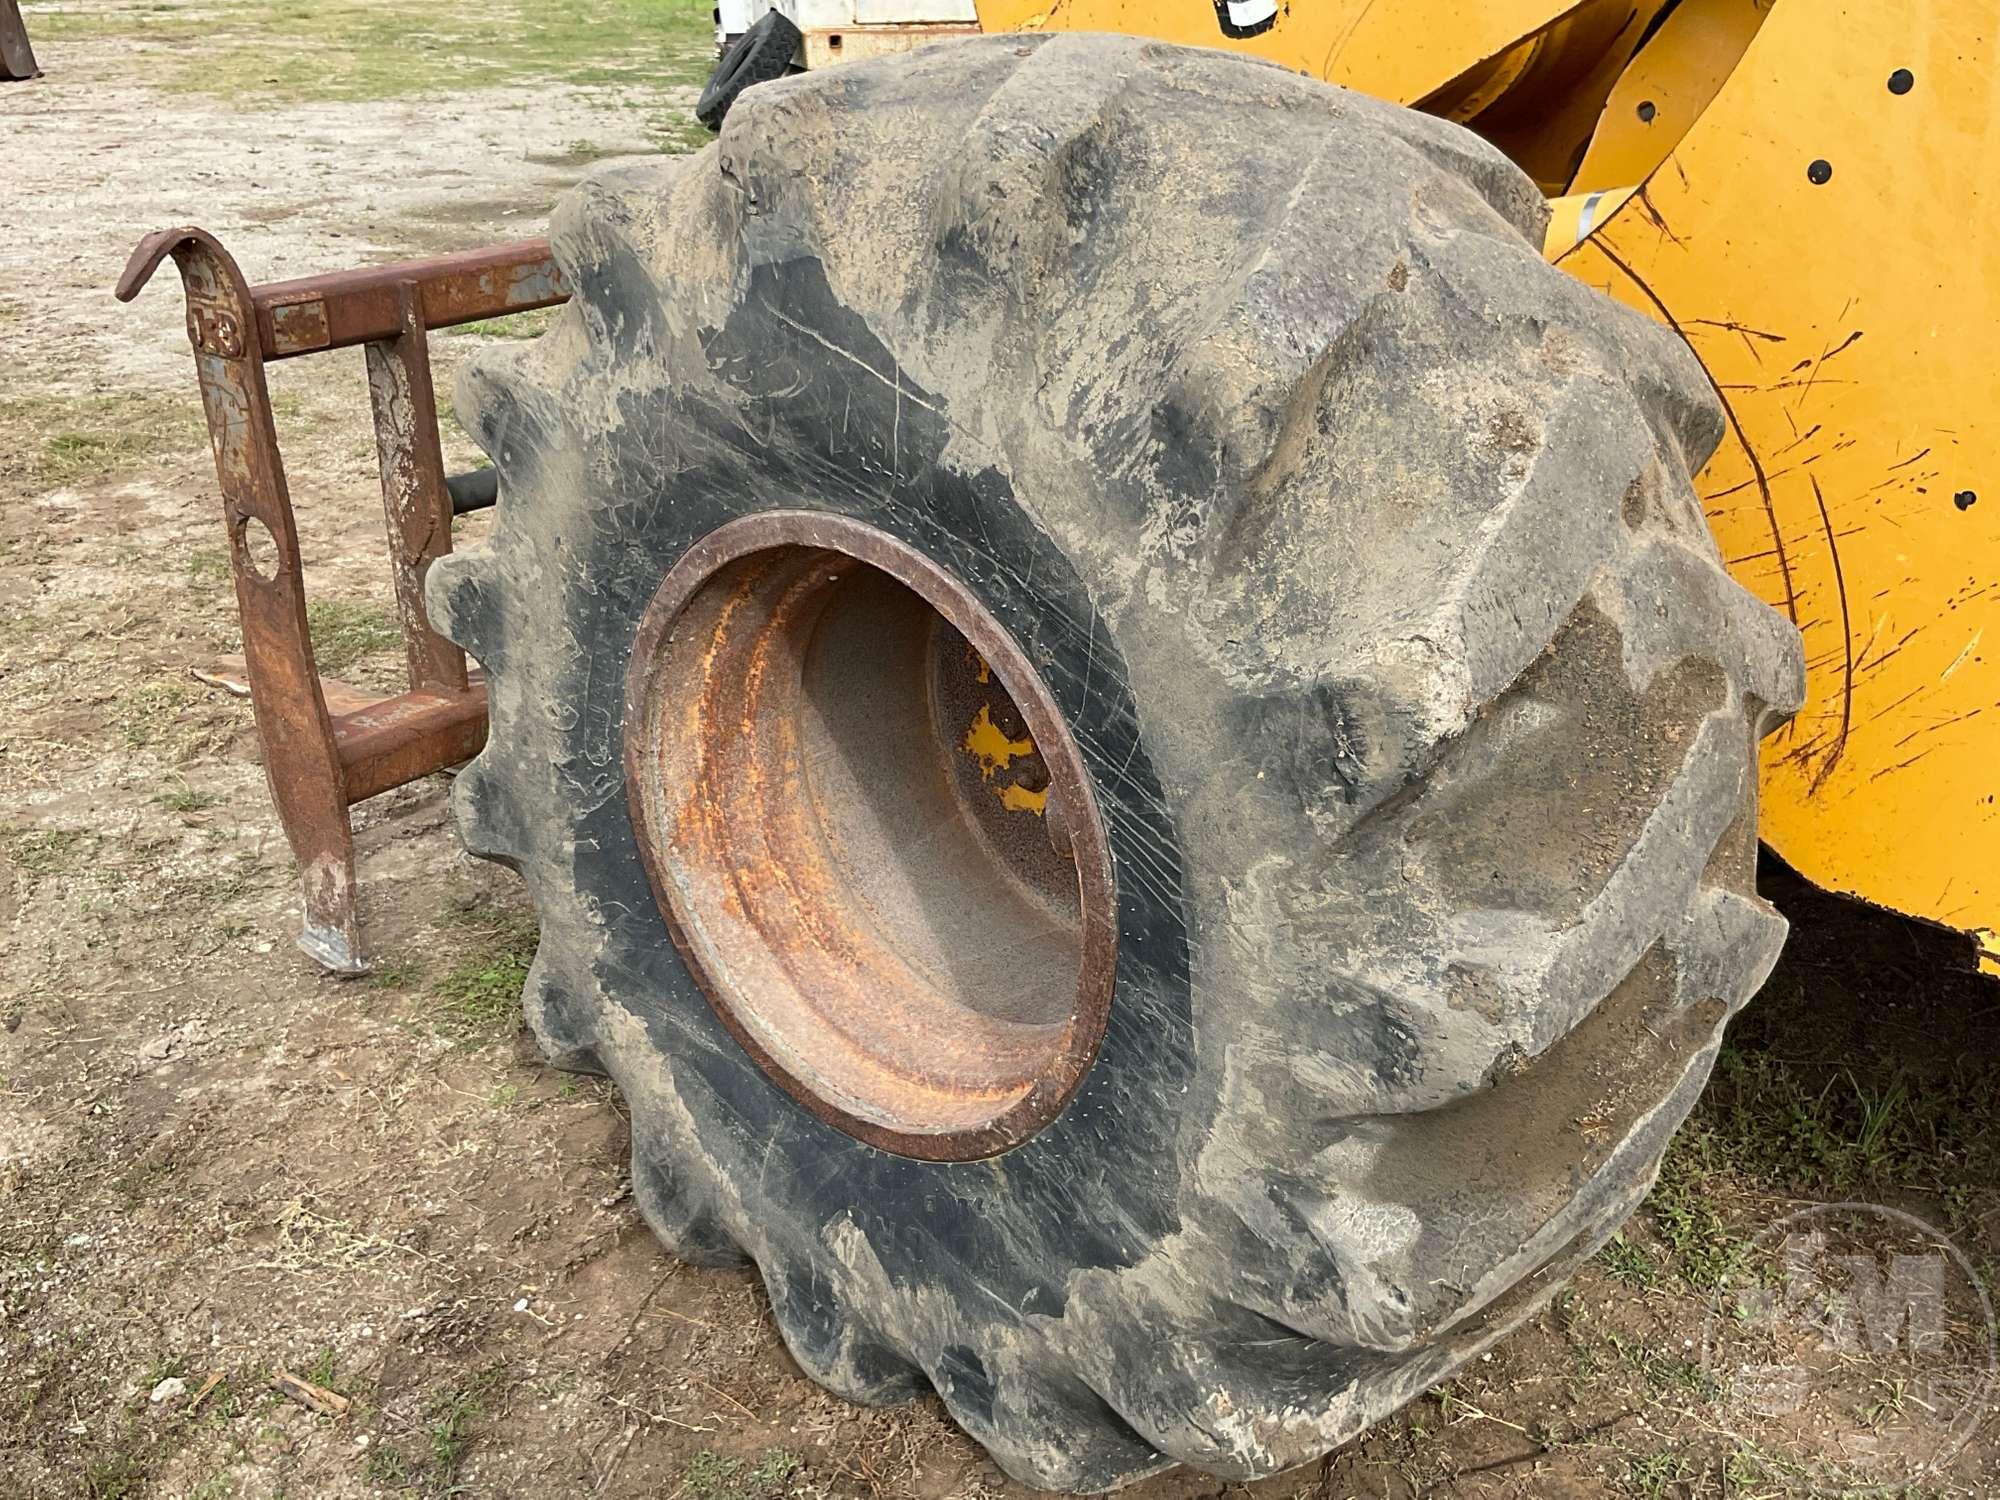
[3,5,1997,1498]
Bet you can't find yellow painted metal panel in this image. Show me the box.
[971,0,1582,104]
[1569,0,1771,194]
[1450,0,1672,193]
[971,0,1672,194]
[1544,186,1636,256]
[1559,0,1999,956]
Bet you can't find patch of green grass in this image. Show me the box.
[187,548,232,585]
[2,392,203,484]
[745,1451,802,1491]
[117,677,192,750]
[428,911,537,1044]
[1625,1446,1697,1500]
[681,1448,803,1500]
[649,112,716,156]
[154,781,222,815]
[305,599,400,675]
[367,957,424,991]
[306,1346,341,1391]
[361,1444,409,1486]
[425,1367,500,1478]
[1604,1332,1702,1396]
[452,306,560,340]
[44,431,149,481]
[199,1380,243,1428]
[681,1450,742,1497]
[1643,1142,1743,1291]
[57,0,715,104]
[1564,1337,1602,1384]
[82,1447,146,1500]
[1663,1038,2000,1242]
[1721,1441,1832,1492]
[358,1367,498,1494]
[4,827,89,877]
[430,952,530,1043]
[1595,1233,1660,1291]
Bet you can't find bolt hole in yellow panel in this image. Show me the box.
[973,0,1998,968]
[1565,0,1773,195]
[1421,0,1677,193]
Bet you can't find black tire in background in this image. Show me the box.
[695,9,802,130]
[430,34,1803,1492]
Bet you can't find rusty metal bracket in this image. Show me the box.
[116,226,568,974]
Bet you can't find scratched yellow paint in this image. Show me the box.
[972,0,1581,105]
[1557,1,2000,963]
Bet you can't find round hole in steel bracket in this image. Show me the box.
[1888,68,1915,95]
[1807,158,1834,185]
[1636,99,1657,123]
[621,512,1118,1162]
[235,513,282,582]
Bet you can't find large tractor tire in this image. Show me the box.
[429,33,1803,1491]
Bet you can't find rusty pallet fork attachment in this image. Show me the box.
[116,228,569,974]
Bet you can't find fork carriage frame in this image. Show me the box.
[117,228,568,973]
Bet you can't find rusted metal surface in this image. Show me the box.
[196,659,489,819]
[623,512,1117,1162]
[254,242,566,359]
[333,680,488,804]
[116,229,366,972]
[365,281,467,694]
[117,226,563,972]
[0,0,38,81]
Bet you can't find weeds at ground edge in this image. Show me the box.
[685,1447,805,1499]
[0,391,204,485]
[425,907,538,1045]
[304,599,401,676]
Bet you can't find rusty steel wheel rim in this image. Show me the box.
[622,512,1118,1161]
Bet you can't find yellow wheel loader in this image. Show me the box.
[120,0,1991,1490]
